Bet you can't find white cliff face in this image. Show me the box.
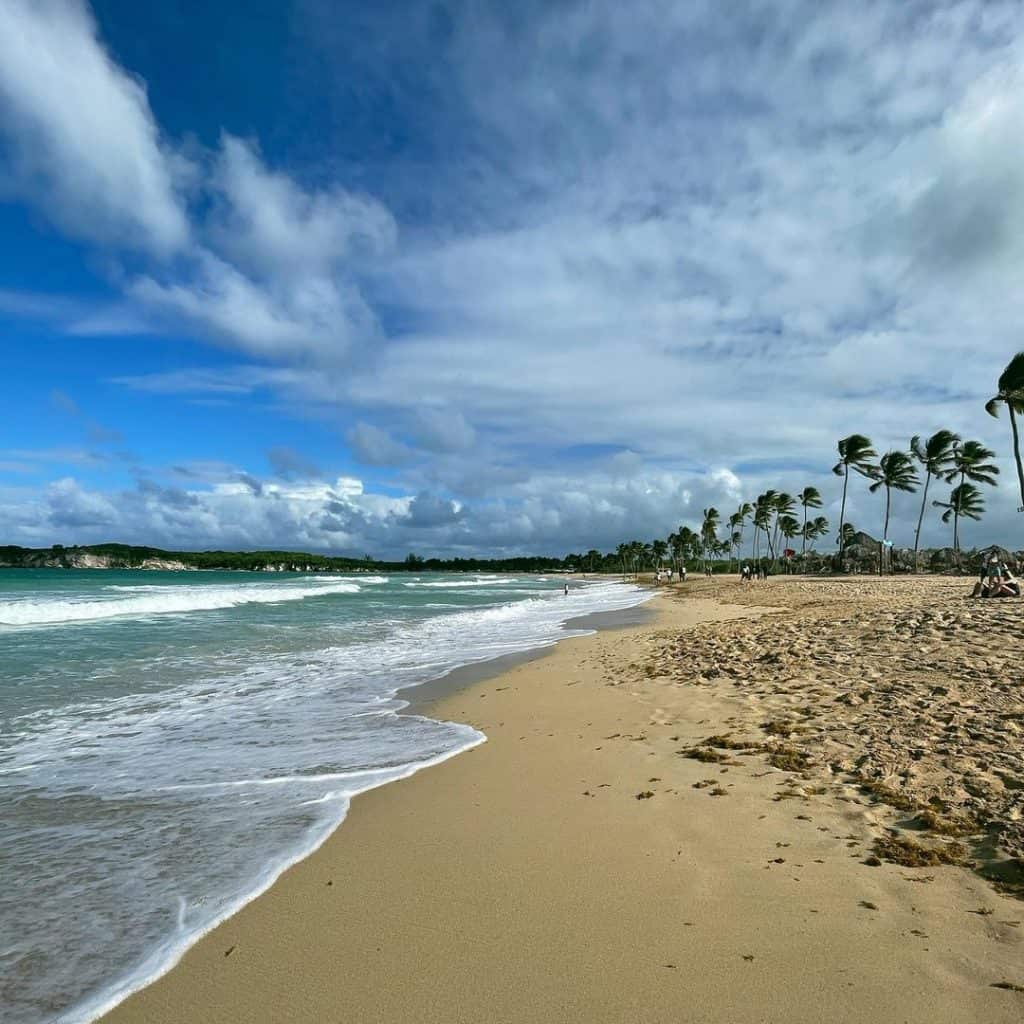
[139,558,191,570]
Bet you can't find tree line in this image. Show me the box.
[579,351,1024,576]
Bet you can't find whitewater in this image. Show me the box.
[0,568,650,1024]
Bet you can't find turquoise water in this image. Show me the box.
[0,569,649,1024]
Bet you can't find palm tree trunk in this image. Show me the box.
[1010,405,1024,511]
[837,467,849,570]
[801,506,807,560]
[881,486,891,576]
[953,512,960,562]
[913,472,931,573]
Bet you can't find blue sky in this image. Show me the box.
[2,0,1024,557]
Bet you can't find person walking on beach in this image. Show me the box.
[563,583,569,596]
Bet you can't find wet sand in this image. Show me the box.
[103,578,1023,1023]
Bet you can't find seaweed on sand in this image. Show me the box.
[872,833,969,867]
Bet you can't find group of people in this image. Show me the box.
[740,562,770,582]
[971,554,1021,598]
[654,567,685,584]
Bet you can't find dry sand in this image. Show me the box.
[103,578,1023,1024]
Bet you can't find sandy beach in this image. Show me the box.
[103,577,1023,1024]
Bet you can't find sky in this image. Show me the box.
[1,0,1023,559]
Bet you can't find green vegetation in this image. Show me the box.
[0,544,572,574]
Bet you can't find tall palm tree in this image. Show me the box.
[832,435,878,565]
[752,491,775,561]
[726,511,743,571]
[868,451,919,573]
[933,483,985,559]
[909,430,959,572]
[985,351,1024,513]
[797,487,823,561]
[700,507,720,571]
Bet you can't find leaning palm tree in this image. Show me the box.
[868,451,919,574]
[985,351,1024,513]
[832,435,878,565]
[804,515,829,552]
[797,487,823,561]
[932,483,985,560]
[909,430,959,572]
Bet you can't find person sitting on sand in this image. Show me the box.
[971,565,991,598]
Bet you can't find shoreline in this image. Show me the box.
[102,580,1022,1024]
[69,582,653,1024]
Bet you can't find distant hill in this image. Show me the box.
[0,544,570,574]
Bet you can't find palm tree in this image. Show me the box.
[770,493,796,565]
[803,515,829,551]
[868,451,919,573]
[797,487,823,562]
[701,507,720,572]
[985,351,1024,513]
[616,542,630,579]
[752,492,775,561]
[726,511,743,571]
[777,514,800,571]
[651,539,668,570]
[909,430,959,572]
[840,521,858,551]
[933,483,985,559]
[949,439,999,488]
[733,502,753,563]
[832,435,878,565]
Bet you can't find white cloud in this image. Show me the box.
[0,0,189,253]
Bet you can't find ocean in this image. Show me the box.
[0,568,650,1024]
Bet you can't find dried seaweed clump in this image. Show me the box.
[917,807,983,838]
[680,747,732,764]
[761,719,800,738]
[703,734,763,751]
[767,746,813,773]
[856,777,919,813]
[872,833,969,868]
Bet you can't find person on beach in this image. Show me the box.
[680,566,687,583]
[564,583,569,596]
